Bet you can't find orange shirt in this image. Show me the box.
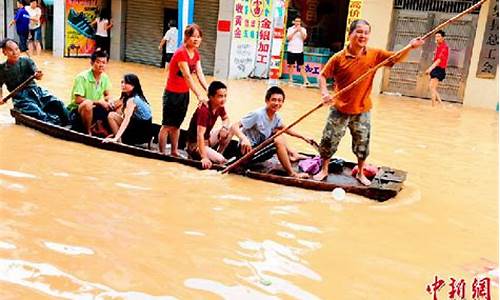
[321,47,395,114]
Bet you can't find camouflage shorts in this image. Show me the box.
[318,107,371,160]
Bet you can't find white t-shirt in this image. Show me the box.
[25,6,41,30]
[163,27,178,54]
[286,26,307,53]
[96,18,109,37]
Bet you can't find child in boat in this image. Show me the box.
[186,81,232,169]
[0,38,69,125]
[103,74,152,145]
[230,86,313,179]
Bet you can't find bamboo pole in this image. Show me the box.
[222,0,488,174]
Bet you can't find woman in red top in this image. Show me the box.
[426,30,449,106]
[158,24,209,156]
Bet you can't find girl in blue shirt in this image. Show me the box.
[104,74,152,145]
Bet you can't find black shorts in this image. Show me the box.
[287,52,304,66]
[430,67,446,81]
[165,53,174,63]
[122,118,152,145]
[69,105,110,132]
[162,90,189,128]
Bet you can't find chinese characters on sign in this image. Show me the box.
[344,0,364,44]
[253,0,274,77]
[229,0,259,78]
[476,0,499,78]
[426,276,491,300]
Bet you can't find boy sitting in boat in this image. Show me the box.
[185,81,232,169]
[0,38,69,126]
[67,50,116,136]
[229,86,313,179]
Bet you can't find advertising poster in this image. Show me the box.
[228,0,261,78]
[65,0,101,57]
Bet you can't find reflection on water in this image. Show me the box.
[0,53,497,299]
[0,259,176,299]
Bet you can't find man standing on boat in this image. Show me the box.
[313,19,424,185]
[230,86,313,178]
[0,38,69,125]
[67,50,114,136]
[186,81,231,169]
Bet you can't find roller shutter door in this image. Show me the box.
[125,0,163,66]
[194,0,219,75]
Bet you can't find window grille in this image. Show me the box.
[394,0,482,13]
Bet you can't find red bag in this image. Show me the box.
[351,164,378,178]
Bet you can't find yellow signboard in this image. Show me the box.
[344,0,364,44]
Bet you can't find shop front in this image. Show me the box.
[222,0,360,84]
[282,0,350,84]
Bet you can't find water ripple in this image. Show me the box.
[0,169,37,179]
[43,241,95,256]
[0,259,177,299]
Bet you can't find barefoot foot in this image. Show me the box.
[356,173,371,186]
[313,170,328,181]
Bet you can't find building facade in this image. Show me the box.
[1,0,497,109]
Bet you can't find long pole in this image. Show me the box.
[1,74,36,103]
[222,0,488,174]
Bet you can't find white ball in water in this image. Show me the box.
[331,188,346,200]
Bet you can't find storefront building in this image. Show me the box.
[49,0,219,74]
[214,0,498,109]
[1,0,497,109]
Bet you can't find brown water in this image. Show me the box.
[0,53,497,299]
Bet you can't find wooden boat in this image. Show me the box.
[10,109,406,201]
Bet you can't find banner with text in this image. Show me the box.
[344,0,364,44]
[229,0,261,78]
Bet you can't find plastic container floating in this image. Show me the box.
[331,187,346,201]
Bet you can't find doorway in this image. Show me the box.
[161,8,177,68]
[382,3,479,103]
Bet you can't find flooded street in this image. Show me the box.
[0,53,498,299]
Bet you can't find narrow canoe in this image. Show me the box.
[10,109,406,201]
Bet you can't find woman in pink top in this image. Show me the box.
[425,30,449,106]
[158,24,208,156]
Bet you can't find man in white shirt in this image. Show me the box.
[25,0,42,56]
[285,17,310,86]
[158,20,178,73]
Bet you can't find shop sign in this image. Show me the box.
[64,0,101,57]
[253,0,274,78]
[229,0,260,78]
[344,0,364,44]
[476,0,498,79]
[268,0,287,82]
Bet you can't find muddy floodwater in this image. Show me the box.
[0,53,498,299]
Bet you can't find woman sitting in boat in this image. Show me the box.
[103,74,152,145]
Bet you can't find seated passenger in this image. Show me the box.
[103,74,152,145]
[0,38,68,125]
[67,50,114,136]
[186,81,232,169]
[230,86,312,178]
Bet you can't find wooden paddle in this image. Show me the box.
[221,0,488,174]
[0,74,36,104]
